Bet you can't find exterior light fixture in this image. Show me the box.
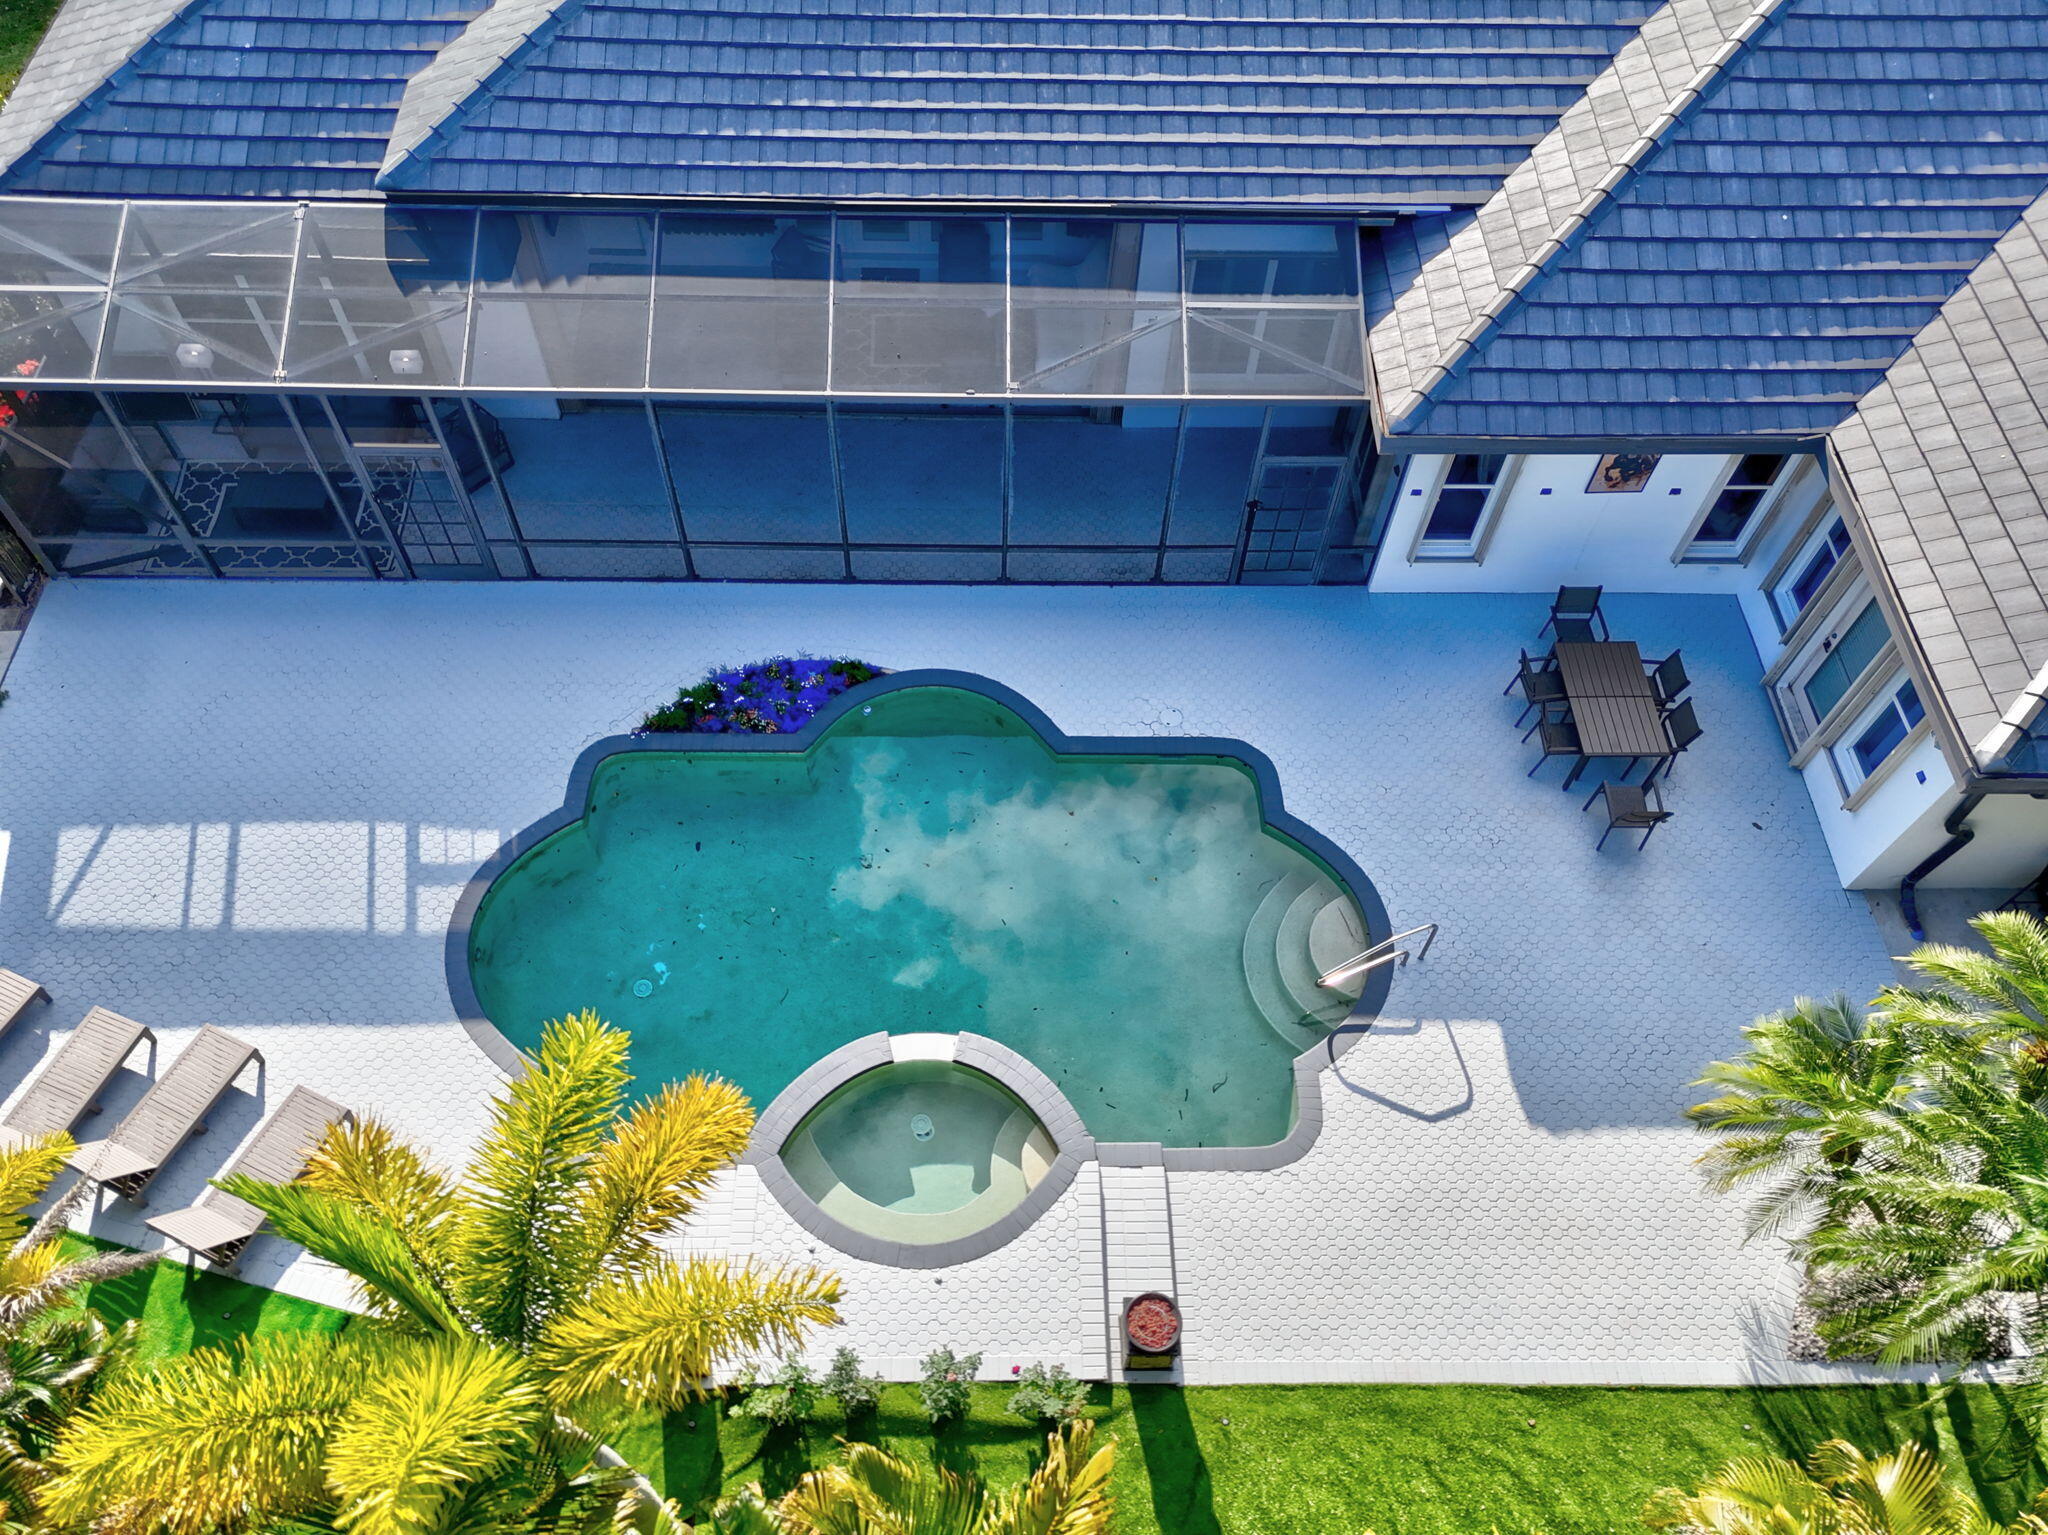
[388,349,425,376]
[174,343,213,370]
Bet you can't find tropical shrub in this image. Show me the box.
[1006,1362,1090,1425]
[1645,1437,2048,1533]
[731,1359,820,1427]
[41,1011,842,1532]
[917,1347,982,1425]
[639,658,880,735]
[706,1420,1115,1534]
[821,1346,882,1416]
[0,1132,155,1530]
[1690,912,2048,1395]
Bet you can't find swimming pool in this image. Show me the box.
[464,680,1380,1149]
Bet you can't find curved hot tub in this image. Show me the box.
[783,1059,1054,1247]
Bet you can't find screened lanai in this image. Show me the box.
[0,200,1375,583]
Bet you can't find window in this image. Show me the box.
[1775,514,1853,625]
[1840,674,1926,786]
[1685,453,1792,558]
[1413,454,1508,557]
[1800,598,1890,726]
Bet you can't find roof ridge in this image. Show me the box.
[1369,0,1794,435]
[0,0,216,185]
[376,0,597,187]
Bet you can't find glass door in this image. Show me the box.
[331,398,494,578]
[1241,461,1340,579]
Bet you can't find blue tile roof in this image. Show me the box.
[0,0,486,196]
[6,0,1654,203]
[1376,0,2048,440]
[381,2,1651,202]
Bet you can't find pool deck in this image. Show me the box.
[0,580,1904,1385]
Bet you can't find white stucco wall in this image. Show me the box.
[1370,452,1769,595]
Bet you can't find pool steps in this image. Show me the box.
[1240,872,1362,1045]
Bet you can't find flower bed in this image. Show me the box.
[637,657,881,735]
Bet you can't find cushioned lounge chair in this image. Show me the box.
[0,1007,152,1151]
[146,1084,349,1270]
[68,1024,260,1203]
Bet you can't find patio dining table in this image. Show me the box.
[1552,641,1670,787]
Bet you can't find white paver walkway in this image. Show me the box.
[1100,1160,1178,1382]
[0,581,1900,1383]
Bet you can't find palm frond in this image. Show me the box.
[40,1333,376,1534]
[451,1010,628,1346]
[0,1138,71,1256]
[215,1177,465,1334]
[0,1245,157,1335]
[703,1487,790,1535]
[985,1423,1117,1535]
[301,1119,461,1257]
[532,1258,840,1411]
[572,1074,753,1293]
[777,1440,984,1535]
[322,1335,543,1535]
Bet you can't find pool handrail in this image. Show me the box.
[1316,922,1438,989]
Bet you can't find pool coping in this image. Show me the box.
[443,668,1395,1195]
[739,1030,1097,1269]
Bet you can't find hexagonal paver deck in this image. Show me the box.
[0,581,1897,1382]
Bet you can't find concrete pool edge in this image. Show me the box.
[739,1031,1096,1269]
[444,667,1395,1181]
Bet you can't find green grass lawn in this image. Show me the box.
[0,0,61,103]
[62,1247,2048,1533]
[616,1377,2047,1535]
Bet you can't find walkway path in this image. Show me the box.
[1099,1156,1178,1382]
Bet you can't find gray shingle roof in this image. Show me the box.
[0,0,193,178]
[1830,188,2048,767]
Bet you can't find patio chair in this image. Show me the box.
[1525,703,1586,783]
[1504,649,1567,730]
[1541,585,1607,641]
[1646,651,1690,708]
[1583,779,1673,851]
[146,1084,350,1271]
[68,1024,260,1204]
[1648,698,1702,785]
[1548,616,1599,645]
[0,1008,153,1151]
[0,970,48,1039]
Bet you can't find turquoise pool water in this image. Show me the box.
[468,686,1367,1147]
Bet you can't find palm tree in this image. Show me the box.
[1800,1062,2048,1367]
[0,1132,155,1532]
[1688,994,1914,1238]
[40,1011,842,1533]
[1880,913,2048,1050]
[706,1421,1116,1535]
[1644,1438,2048,1534]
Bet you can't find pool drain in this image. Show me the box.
[910,1113,934,1141]
[632,979,653,998]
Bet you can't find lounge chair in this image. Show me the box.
[146,1084,350,1270]
[0,1007,152,1151]
[0,970,48,1038]
[68,1024,260,1203]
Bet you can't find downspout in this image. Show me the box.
[1898,791,1984,942]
